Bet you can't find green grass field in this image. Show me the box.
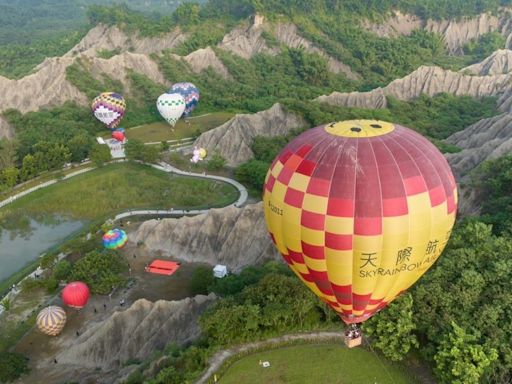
[116,112,235,143]
[0,162,238,221]
[219,344,416,384]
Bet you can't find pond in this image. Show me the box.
[0,215,84,282]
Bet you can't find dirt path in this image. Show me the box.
[195,332,344,384]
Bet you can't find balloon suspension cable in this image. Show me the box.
[363,334,396,383]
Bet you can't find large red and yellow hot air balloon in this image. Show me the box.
[62,281,90,309]
[263,120,457,341]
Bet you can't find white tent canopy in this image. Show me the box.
[213,264,228,278]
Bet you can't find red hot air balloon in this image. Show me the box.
[112,130,125,142]
[62,281,90,309]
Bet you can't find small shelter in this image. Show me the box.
[213,264,228,278]
[146,260,180,276]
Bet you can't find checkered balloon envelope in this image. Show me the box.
[263,119,457,326]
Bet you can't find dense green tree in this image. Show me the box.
[31,142,71,172]
[200,302,261,344]
[434,322,498,384]
[471,155,512,234]
[124,139,160,163]
[251,135,289,163]
[70,249,127,294]
[0,138,17,170]
[1,166,19,189]
[53,260,72,282]
[235,159,269,190]
[90,144,111,167]
[363,293,419,361]
[206,152,227,171]
[412,221,512,382]
[190,265,215,295]
[173,3,201,26]
[67,132,94,163]
[124,139,146,162]
[0,352,29,382]
[464,32,506,60]
[20,154,39,181]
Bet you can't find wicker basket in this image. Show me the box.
[344,335,362,348]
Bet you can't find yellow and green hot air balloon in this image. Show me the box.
[36,306,67,336]
[263,120,457,344]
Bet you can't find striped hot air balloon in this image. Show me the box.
[36,306,67,336]
[62,281,90,309]
[102,229,128,250]
[263,120,457,329]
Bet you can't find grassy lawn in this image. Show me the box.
[219,344,416,384]
[0,162,238,221]
[113,112,234,143]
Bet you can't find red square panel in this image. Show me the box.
[404,175,427,195]
[301,242,324,260]
[382,197,408,216]
[288,250,305,264]
[301,210,325,230]
[428,184,445,207]
[306,177,330,196]
[352,293,371,311]
[296,159,316,176]
[284,187,305,208]
[277,166,294,185]
[265,174,276,192]
[354,217,382,236]
[296,144,313,157]
[327,198,354,217]
[325,232,352,250]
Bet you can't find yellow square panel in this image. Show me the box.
[325,215,354,234]
[282,205,302,225]
[301,227,325,246]
[302,193,328,214]
[303,255,327,271]
[353,235,383,254]
[382,215,409,235]
[271,161,284,178]
[288,173,311,192]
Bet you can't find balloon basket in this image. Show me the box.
[344,324,362,348]
[344,335,362,348]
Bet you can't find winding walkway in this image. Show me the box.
[195,332,343,384]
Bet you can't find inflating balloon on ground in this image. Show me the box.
[156,93,186,127]
[190,146,207,163]
[62,281,90,309]
[91,92,126,129]
[111,130,125,142]
[36,306,67,336]
[263,119,457,345]
[103,228,128,249]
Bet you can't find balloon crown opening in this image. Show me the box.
[324,119,394,138]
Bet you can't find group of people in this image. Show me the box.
[344,324,362,340]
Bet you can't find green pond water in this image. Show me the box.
[0,215,84,282]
